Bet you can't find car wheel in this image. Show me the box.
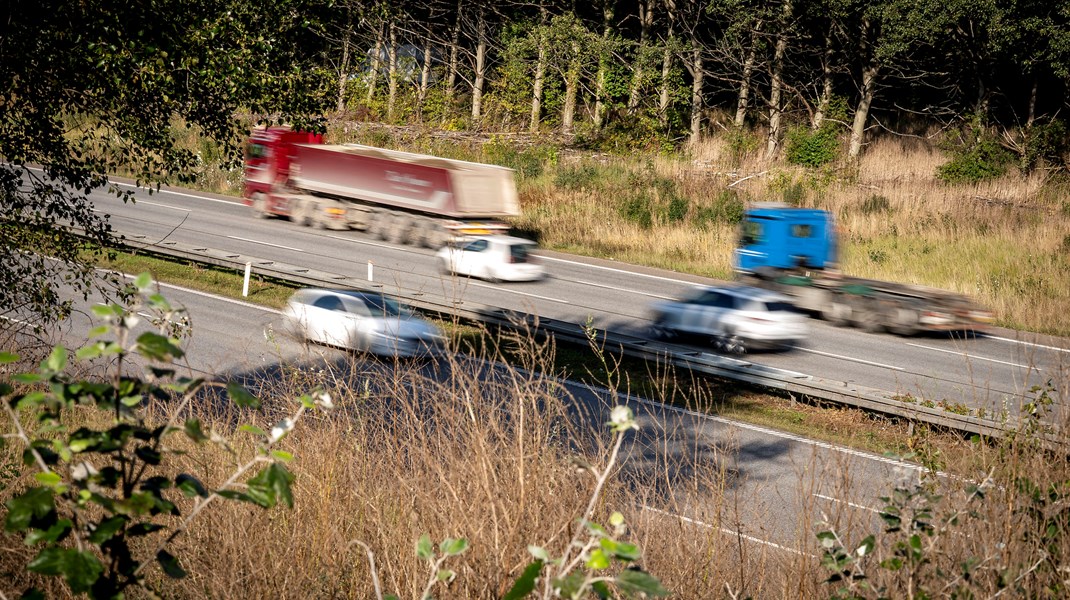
[439,257,453,275]
[717,332,746,355]
[482,266,499,283]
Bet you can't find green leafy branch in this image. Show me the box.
[2,273,330,598]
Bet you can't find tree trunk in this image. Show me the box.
[813,28,834,129]
[471,7,487,121]
[627,0,653,114]
[417,42,433,118]
[365,35,382,104]
[563,39,581,133]
[336,17,353,112]
[848,18,878,159]
[529,5,548,132]
[447,0,463,100]
[593,0,615,130]
[766,0,792,159]
[848,62,878,158]
[734,31,758,128]
[688,44,704,146]
[386,23,398,122]
[1026,76,1037,129]
[658,24,674,130]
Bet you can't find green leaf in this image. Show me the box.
[0,351,19,364]
[184,419,208,443]
[27,548,103,593]
[246,463,294,508]
[227,383,260,408]
[44,346,68,373]
[134,272,153,291]
[5,487,55,532]
[586,548,610,570]
[440,537,468,556]
[88,325,110,338]
[416,534,433,560]
[136,331,184,361]
[503,560,543,600]
[616,568,669,597]
[87,516,126,544]
[527,545,550,561]
[552,572,585,598]
[75,342,106,360]
[176,474,209,498]
[158,549,187,579]
[25,519,72,545]
[436,568,455,582]
[601,538,640,562]
[34,472,63,488]
[271,450,294,462]
[239,424,267,438]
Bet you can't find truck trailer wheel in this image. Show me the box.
[387,216,413,245]
[822,301,851,327]
[851,308,885,334]
[252,194,270,219]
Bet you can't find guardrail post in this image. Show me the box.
[368,260,374,283]
[242,262,252,297]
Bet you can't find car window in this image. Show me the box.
[509,243,532,262]
[712,294,737,309]
[312,294,344,311]
[762,301,796,313]
[463,239,489,252]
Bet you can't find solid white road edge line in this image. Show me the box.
[226,235,304,252]
[641,506,815,557]
[905,342,1038,370]
[795,347,905,371]
[812,493,882,514]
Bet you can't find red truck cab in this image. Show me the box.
[243,127,323,209]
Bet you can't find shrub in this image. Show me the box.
[619,191,653,228]
[694,189,745,227]
[937,122,1015,183]
[860,194,892,215]
[786,125,840,167]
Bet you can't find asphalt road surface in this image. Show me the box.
[85,182,1069,421]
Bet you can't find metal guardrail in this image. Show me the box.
[114,230,1035,439]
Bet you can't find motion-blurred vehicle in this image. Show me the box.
[283,288,444,357]
[649,285,809,354]
[243,127,519,247]
[735,205,993,334]
[435,235,545,282]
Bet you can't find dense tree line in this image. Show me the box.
[325,0,1070,162]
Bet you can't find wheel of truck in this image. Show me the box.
[371,212,391,240]
[252,194,270,219]
[425,225,450,249]
[851,308,885,334]
[293,201,312,227]
[889,308,919,336]
[822,301,851,327]
[387,216,412,245]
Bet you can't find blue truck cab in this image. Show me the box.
[735,206,838,274]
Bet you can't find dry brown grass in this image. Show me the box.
[3,324,1069,599]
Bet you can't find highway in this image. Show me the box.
[87,182,1069,421]
[11,275,922,555]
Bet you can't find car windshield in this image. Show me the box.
[362,294,408,317]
